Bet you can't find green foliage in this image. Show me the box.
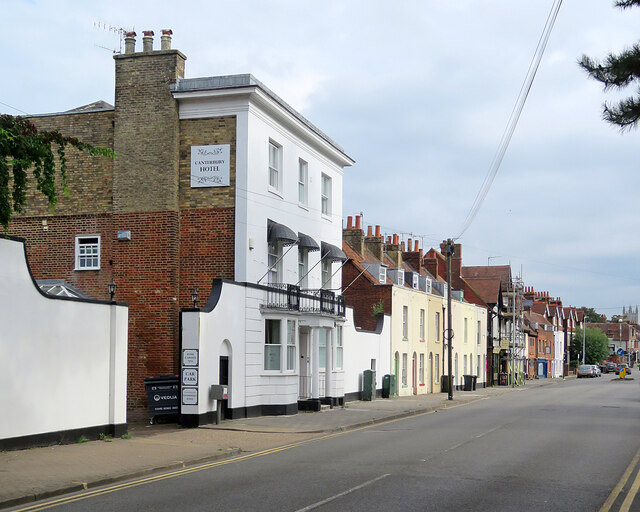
[578,0,640,131]
[0,114,114,229]
[371,299,384,317]
[77,435,89,444]
[99,433,113,442]
[121,433,131,440]
[580,306,606,323]
[571,327,610,364]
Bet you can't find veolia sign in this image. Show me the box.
[190,144,230,187]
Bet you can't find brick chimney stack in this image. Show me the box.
[343,214,365,256]
[364,224,383,260]
[384,233,402,268]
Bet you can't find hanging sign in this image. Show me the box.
[191,144,230,188]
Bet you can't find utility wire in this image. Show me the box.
[455,0,563,239]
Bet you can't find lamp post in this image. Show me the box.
[108,279,117,302]
[582,320,586,365]
[191,289,199,308]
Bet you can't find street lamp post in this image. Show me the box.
[582,320,586,365]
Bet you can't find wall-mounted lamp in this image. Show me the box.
[191,288,199,308]
[108,279,117,301]
[249,237,255,250]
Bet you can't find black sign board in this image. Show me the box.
[144,379,180,415]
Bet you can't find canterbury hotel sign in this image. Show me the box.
[191,145,231,187]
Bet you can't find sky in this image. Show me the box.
[2,0,639,317]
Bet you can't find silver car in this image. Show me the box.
[577,364,596,378]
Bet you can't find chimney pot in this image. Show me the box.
[407,238,412,250]
[414,240,419,252]
[124,31,136,54]
[393,234,399,245]
[375,225,381,238]
[367,225,373,237]
[142,30,154,52]
[161,29,173,50]
[347,216,353,229]
[355,215,362,230]
[401,241,406,251]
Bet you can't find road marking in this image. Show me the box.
[620,458,640,512]
[292,474,390,512]
[14,397,489,511]
[599,446,640,512]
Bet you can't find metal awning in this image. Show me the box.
[298,232,320,252]
[321,241,347,262]
[267,219,298,246]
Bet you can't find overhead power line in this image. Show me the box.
[455,0,563,239]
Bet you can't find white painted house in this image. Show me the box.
[176,75,356,425]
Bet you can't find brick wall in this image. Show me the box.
[13,111,114,217]
[179,207,235,306]
[342,260,391,331]
[179,117,236,209]
[113,50,185,213]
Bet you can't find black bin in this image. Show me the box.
[463,375,474,391]
[144,375,179,424]
[472,375,478,390]
[441,375,451,393]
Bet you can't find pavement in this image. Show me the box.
[0,378,561,510]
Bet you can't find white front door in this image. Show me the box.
[299,329,311,399]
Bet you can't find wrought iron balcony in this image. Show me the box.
[264,283,345,317]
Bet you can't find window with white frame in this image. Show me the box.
[319,328,327,369]
[298,249,308,288]
[402,353,408,386]
[419,309,425,341]
[298,159,308,206]
[435,354,440,382]
[425,277,432,294]
[477,320,481,344]
[321,173,331,216]
[264,319,281,370]
[287,320,296,371]
[268,242,281,284]
[419,353,425,385]
[435,312,440,341]
[335,326,343,369]
[379,265,387,284]
[402,306,408,339]
[268,141,282,192]
[397,269,404,285]
[412,273,419,290]
[321,258,332,290]
[75,235,100,270]
[464,318,468,343]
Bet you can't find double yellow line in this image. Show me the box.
[600,446,640,512]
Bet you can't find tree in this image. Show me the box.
[579,0,640,131]
[0,114,113,230]
[579,306,606,323]
[571,327,610,364]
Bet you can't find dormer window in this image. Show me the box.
[412,273,419,290]
[379,265,387,284]
[397,269,404,285]
[425,278,432,294]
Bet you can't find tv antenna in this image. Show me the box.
[93,21,132,54]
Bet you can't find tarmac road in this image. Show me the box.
[9,375,640,512]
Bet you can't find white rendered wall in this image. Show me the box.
[0,237,128,441]
[343,307,391,396]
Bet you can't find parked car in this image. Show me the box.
[591,365,601,377]
[605,362,617,373]
[616,363,631,375]
[577,364,597,378]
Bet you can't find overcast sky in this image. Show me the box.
[3,0,639,316]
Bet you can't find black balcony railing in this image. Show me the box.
[264,283,345,317]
